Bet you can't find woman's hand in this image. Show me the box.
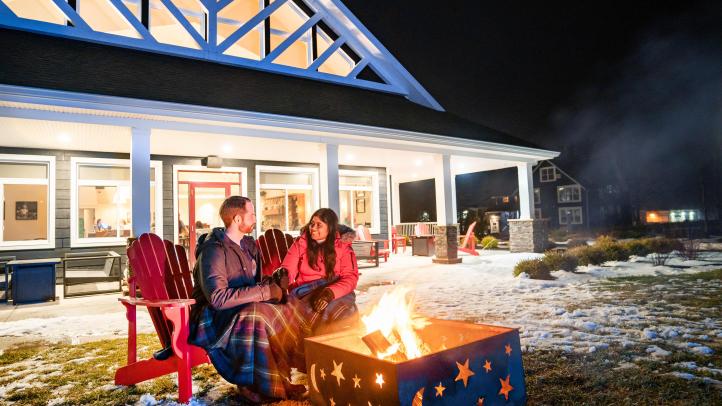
[311,287,334,312]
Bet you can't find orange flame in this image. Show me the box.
[361,286,430,360]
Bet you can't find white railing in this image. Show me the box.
[394,222,458,236]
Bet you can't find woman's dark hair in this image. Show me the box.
[304,208,339,280]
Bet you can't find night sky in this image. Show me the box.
[344,0,722,217]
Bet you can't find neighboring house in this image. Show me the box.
[0,0,558,286]
[530,160,589,230]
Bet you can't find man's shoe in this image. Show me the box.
[152,346,173,361]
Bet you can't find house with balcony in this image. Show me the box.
[0,0,557,298]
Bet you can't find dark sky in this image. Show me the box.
[345,1,722,211]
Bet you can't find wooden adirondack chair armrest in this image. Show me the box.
[118,297,196,308]
[370,239,390,250]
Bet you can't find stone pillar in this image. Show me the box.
[509,219,548,253]
[432,225,462,264]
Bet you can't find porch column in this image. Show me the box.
[130,127,151,236]
[517,162,534,219]
[391,175,401,226]
[432,153,461,264]
[319,143,340,214]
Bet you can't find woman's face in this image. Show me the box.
[309,216,329,241]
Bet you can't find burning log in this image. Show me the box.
[362,329,408,362]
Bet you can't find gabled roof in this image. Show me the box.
[0,28,542,150]
[0,0,442,110]
[534,160,586,189]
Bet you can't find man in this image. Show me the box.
[189,196,305,403]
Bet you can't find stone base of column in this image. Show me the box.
[432,224,463,264]
[509,219,549,253]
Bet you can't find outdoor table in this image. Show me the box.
[8,258,61,304]
[411,235,435,256]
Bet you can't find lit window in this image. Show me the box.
[257,166,318,234]
[0,156,55,250]
[3,0,69,26]
[149,0,204,49]
[78,0,141,38]
[540,167,557,182]
[558,207,582,225]
[339,170,379,233]
[534,188,540,205]
[557,185,581,203]
[72,158,162,247]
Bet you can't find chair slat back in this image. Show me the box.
[257,228,293,276]
[163,240,194,299]
[461,221,477,248]
[356,225,373,241]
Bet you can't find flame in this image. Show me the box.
[361,286,430,360]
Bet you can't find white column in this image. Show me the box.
[131,127,151,236]
[391,174,401,226]
[433,153,454,225]
[517,162,535,219]
[319,143,340,214]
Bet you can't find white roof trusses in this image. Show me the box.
[0,0,443,110]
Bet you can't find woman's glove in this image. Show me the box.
[267,282,283,303]
[272,267,289,290]
[311,287,334,312]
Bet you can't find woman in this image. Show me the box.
[280,208,359,335]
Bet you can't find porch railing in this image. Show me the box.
[394,222,459,236]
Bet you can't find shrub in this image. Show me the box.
[549,229,568,242]
[645,237,683,266]
[679,239,701,261]
[543,250,579,272]
[595,235,630,262]
[568,245,608,266]
[480,236,498,249]
[567,238,589,248]
[621,239,651,257]
[513,259,553,280]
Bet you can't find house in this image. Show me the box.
[0,0,558,297]
[530,160,589,231]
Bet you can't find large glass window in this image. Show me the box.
[540,166,557,182]
[557,185,581,203]
[0,157,54,250]
[72,158,162,246]
[338,170,379,233]
[257,167,317,234]
[558,207,583,225]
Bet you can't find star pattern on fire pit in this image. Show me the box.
[352,374,361,388]
[455,358,475,388]
[375,373,385,388]
[483,359,492,373]
[477,396,485,405]
[329,397,335,406]
[434,382,446,397]
[320,368,326,380]
[498,374,514,400]
[331,360,345,386]
[505,344,512,356]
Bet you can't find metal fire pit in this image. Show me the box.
[304,319,526,405]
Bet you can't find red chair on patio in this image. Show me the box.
[115,233,209,404]
[356,225,390,262]
[391,226,407,254]
[458,221,479,256]
[257,228,295,276]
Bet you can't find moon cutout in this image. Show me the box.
[310,363,319,392]
[412,387,425,406]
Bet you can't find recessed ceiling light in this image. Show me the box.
[414,159,423,167]
[346,154,355,161]
[222,144,232,153]
[57,133,71,143]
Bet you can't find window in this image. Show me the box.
[71,158,163,247]
[0,155,55,250]
[534,208,542,220]
[558,207,583,225]
[540,166,557,182]
[557,185,581,203]
[534,188,540,205]
[256,166,318,234]
[339,170,380,233]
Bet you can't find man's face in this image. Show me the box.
[235,201,256,234]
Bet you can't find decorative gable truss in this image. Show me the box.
[0,0,442,110]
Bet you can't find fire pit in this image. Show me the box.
[304,288,526,405]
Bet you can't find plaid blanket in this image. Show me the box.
[190,301,308,399]
[290,278,359,337]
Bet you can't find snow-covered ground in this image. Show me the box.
[0,249,720,388]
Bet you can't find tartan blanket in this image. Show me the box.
[290,278,359,337]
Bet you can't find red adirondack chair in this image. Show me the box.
[458,221,479,256]
[116,233,209,404]
[257,228,295,276]
[356,225,390,262]
[391,226,407,254]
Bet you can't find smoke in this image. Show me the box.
[550,3,722,210]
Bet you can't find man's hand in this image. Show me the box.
[268,282,283,303]
[272,267,289,290]
[311,287,334,312]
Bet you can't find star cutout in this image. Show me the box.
[477,396,485,405]
[330,360,345,386]
[352,374,361,388]
[483,360,492,373]
[498,374,514,401]
[320,368,326,380]
[455,358,475,388]
[375,373,385,388]
[434,382,446,397]
[329,397,336,406]
[505,344,512,356]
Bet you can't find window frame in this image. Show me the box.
[255,165,319,236]
[534,187,540,205]
[534,208,542,220]
[557,184,582,203]
[339,169,380,234]
[0,154,56,251]
[70,157,163,248]
[539,166,557,182]
[558,207,583,225]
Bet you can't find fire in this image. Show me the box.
[361,286,430,360]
